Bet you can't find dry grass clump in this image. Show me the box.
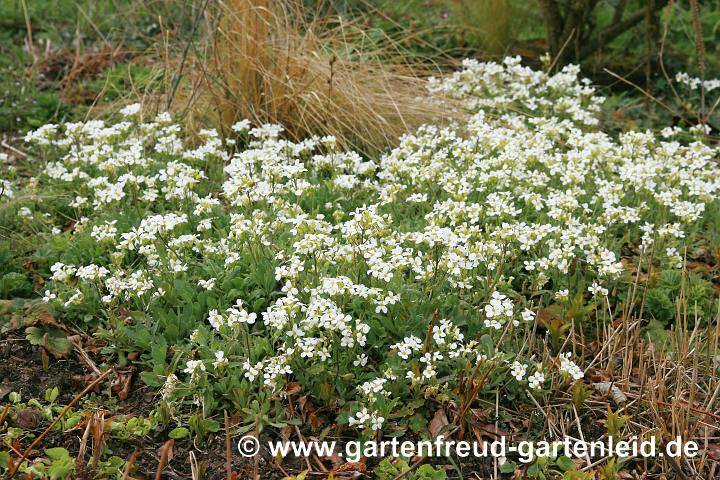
[534,264,720,478]
[174,0,457,154]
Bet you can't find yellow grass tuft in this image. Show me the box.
[175,0,457,154]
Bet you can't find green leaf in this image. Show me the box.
[45,447,71,461]
[64,412,83,430]
[26,326,72,355]
[151,342,168,366]
[45,386,60,403]
[168,427,190,439]
[415,464,447,479]
[556,455,575,472]
[500,460,517,473]
[45,446,74,479]
[282,470,308,480]
[203,419,220,433]
[479,334,494,357]
[139,371,162,387]
[374,458,410,480]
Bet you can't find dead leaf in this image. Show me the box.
[536,303,566,332]
[111,367,135,401]
[468,408,488,423]
[122,451,140,479]
[314,436,344,468]
[585,368,610,383]
[22,259,44,290]
[37,309,67,329]
[0,384,12,400]
[332,473,364,480]
[298,396,319,429]
[591,382,628,405]
[428,409,449,439]
[621,258,637,274]
[471,425,485,445]
[286,382,301,396]
[333,461,366,473]
[706,444,720,461]
[611,316,625,329]
[155,439,174,479]
[686,261,711,273]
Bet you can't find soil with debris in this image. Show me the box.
[0,333,284,478]
[0,334,508,478]
[0,334,90,405]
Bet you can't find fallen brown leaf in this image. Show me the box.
[706,443,720,461]
[428,409,449,439]
[591,382,628,405]
[155,439,174,480]
[111,367,135,401]
[334,461,366,473]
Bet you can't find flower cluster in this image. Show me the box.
[675,72,720,92]
[429,56,604,126]
[22,58,720,436]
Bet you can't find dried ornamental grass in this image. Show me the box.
[179,0,455,154]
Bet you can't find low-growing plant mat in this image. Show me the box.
[2,56,720,479]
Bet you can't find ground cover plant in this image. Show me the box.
[2,1,720,479]
[3,54,720,478]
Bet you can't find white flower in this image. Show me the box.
[528,371,545,390]
[207,309,225,330]
[406,370,421,383]
[353,353,368,367]
[120,103,142,116]
[213,351,229,369]
[371,413,385,431]
[231,119,251,133]
[243,360,262,382]
[189,329,201,343]
[69,196,88,208]
[588,282,608,296]
[184,360,206,381]
[19,55,720,434]
[347,407,384,431]
[555,289,569,301]
[558,353,584,380]
[521,308,535,323]
[666,247,683,269]
[392,336,422,360]
[64,289,84,307]
[348,408,371,427]
[0,179,14,199]
[197,218,213,232]
[160,373,178,399]
[510,361,527,382]
[227,300,257,326]
[484,291,514,330]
